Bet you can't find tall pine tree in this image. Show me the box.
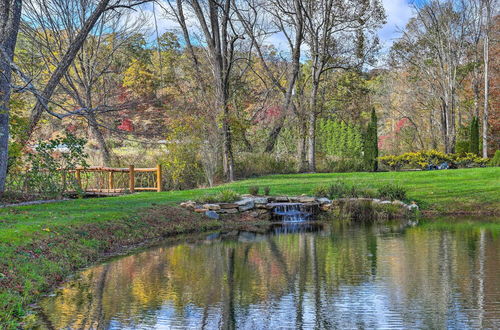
[364,108,378,171]
[469,116,480,155]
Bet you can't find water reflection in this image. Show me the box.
[37,221,500,329]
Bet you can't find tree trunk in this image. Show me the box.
[482,1,491,158]
[24,0,112,143]
[0,0,22,193]
[307,81,319,172]
[297,116,308,172]
[87,114,111,166]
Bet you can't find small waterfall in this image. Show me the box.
[270,203,317,222]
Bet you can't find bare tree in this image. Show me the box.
[0,0,22,193]
[393,0,471,153]
[234,0,305,167]
[482,0,496,157]
[162,0,246,181]
[21,2,146,165]
[302,0,384,171]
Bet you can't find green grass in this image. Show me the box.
[0,167,499,327]
[1,167,498,243]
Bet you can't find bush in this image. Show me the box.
[489,150,500,167]
[377,183,407,201]
[318,157,366,173]
[248,186,259,195]
[379,150,489,171]
[15,133,88,197]
[312,181,374,199]
[263,186,271,195]
[195,189,241,204]
[234,153,296,178]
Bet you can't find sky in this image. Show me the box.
[139,0,415,61]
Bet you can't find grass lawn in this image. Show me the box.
[0,167,499,327]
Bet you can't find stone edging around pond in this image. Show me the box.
[180,195,419,220]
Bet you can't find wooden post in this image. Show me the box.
[108,171,114,191]
[76,169,82,190]
[129,165,135,193]
[156,164,162,192]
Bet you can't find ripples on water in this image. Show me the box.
[37,220,500,329]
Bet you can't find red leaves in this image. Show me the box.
[117,118,134,132]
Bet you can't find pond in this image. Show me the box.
[36,220,499,329]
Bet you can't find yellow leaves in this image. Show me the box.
[123,59,158,97]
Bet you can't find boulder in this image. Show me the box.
[203,204,221,211]
[317,197,331,204]
[218,208,238,214]
[320,204,332,211]
[205,211,220,219]
[219,203,239,209]
[252,197,268,204]
[274,196,289,202]
[298,196,316,203]
[180,201,196,210]
[194,208,209,213]
[236,198,255,211]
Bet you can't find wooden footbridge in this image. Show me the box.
[69,165,162,195]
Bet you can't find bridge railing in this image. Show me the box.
[70,165,162,194]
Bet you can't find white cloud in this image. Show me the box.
[378,0,415,51]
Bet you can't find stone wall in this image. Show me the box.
[180,195,419,221]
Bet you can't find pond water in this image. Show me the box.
[36,220,499,329]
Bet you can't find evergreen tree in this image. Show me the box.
[364,108,378,171]
[469,116,480,155]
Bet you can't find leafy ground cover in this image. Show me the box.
[0,167,499,327]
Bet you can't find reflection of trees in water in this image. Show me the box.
[39,225,500,329]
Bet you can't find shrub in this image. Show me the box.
[312,181,374,199]
[489,150,500,167]
[234,152,296,178]
[19,133,88,197]
[379,150,489,171]
[196,189,241,204]
[248,186,259,195]
[377,183,407,201]
[263,186,271,195]
[319,157,366,173]
[450,153,489,168]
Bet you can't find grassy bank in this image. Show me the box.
[0,167,499,327]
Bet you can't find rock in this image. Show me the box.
[236,198,255,211]
[252,197,268,204]
[218,208,238,214]
[205,211,220,219]
[255,203,268,209]
[239,202,255,212]
[180,201,196,209]
[203,204,221,211]
[194,208,209,213]
[263,203,275,210]
[288,196,299,202]
[379,200,392,205]
[298,196,316,203]
[408,203,419,211]
[241,194,254,198]
[392,200,405,206]
[320,204,332,211]
[219,203,239,209]
[258,213,271,221]
[275,196,289,202]
[317,197,331,204]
